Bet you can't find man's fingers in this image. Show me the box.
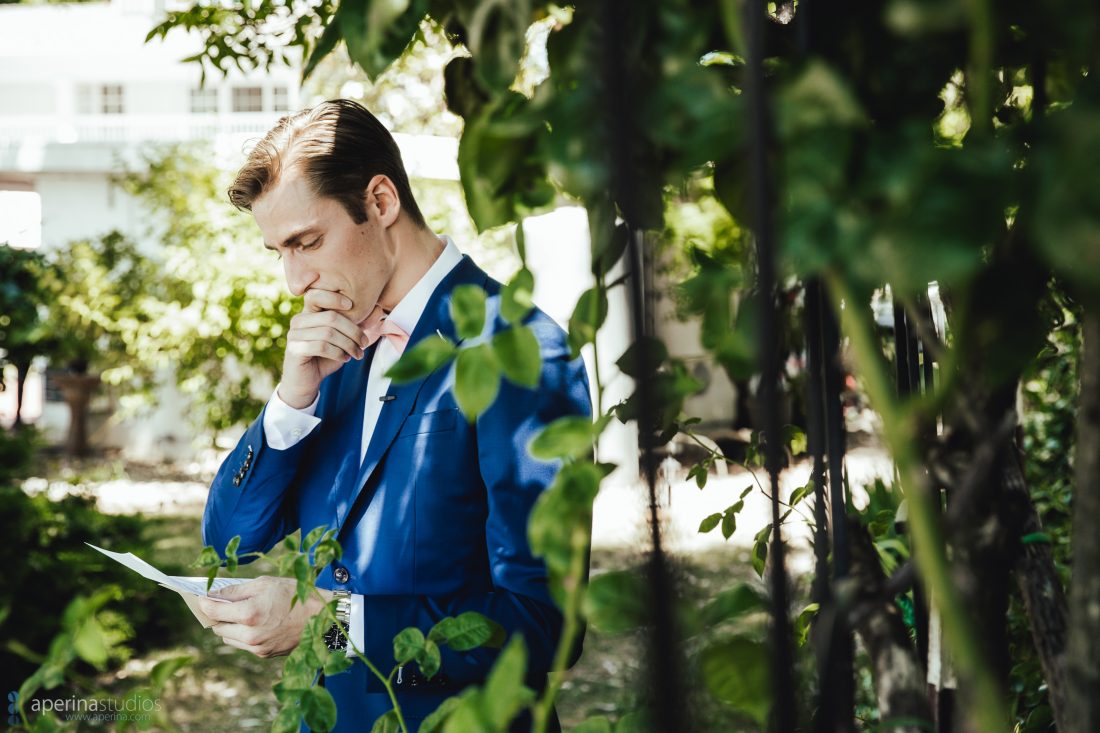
[217,630,267,656]
[209,581,254,601]
[286,339,355,365]
[199,597,258,624]
[292,326,365,360]
[304,289,353,313]
[291,310,370,347]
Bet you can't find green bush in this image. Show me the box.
[0,430,193,694]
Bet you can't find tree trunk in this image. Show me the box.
[1002,448,1070,731]
[1065,309,1100,733]
[53,373,100,456]
[847,519,932,731]
[12,358,30,429]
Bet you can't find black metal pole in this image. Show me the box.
[746,0,797,730]
[600,2,689,731]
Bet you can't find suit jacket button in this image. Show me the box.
[232,476,241,487]
[333,566,349,584]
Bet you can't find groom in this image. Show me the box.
[196,99,591,731]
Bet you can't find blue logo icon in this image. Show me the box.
[7,691,19,725]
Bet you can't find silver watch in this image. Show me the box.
[323,590,352,651]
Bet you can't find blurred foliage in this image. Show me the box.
[132,0,1100,729]
[1007,283,1080,731]
[0,428,193,698]
[0,245,49,373]
[37,231,164,381]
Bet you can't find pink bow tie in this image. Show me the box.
[360,305,410,355]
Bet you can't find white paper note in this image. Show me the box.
[86,542,252,627]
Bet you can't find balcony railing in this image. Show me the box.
[0,112,291,146]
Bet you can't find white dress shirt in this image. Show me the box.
[261,234,463,655]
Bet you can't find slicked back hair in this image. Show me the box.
[227,98,426,229]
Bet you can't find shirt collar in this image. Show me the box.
[384,234,463,336]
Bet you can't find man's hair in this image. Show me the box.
[227,98,427,229]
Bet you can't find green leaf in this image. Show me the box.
[314,538,342,569]
[775,60,867,139]
[789,481,815,507]
[440,690,491,733]
[720,510,737,540]
[455,343,501,421]
[701,636,771,724]
[323,649,353,676]
[530,414,607,460]
[73,618,109,668]
[149,655,192,691]
[501,268,535,324]
[568,285,608,357]
[698,583,769,627]
[529,462,613,578]
[338,0,421,80]
[1021,531,1052,545]
[302,16,342,83]
[795,602,820,647]
[483,636,536,728]
[428,612,505,651]
[301,686,338,733]
[393,627,427,665]
[752,525,771,578]
[304,526,327,549]
[782,425,808,456]
[225,535,241,573]
[370,710,401,733]
[573,717,613,733]
[614,711,651,733]
[450,284,487,340]
[616,336,669,379]
[387,333,457,383]
[419,638,442,679]
[698,513,722,533]
[418,695,463,733]
[584,570,649,634]
[492,325,542,388]
[192,545,221,569]
[272,704,301,733]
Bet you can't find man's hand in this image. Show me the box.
[199,576,334,658]
[280,289,370,408]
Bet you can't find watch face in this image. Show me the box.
[324,622,348,650]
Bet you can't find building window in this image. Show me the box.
[272,86,289,112]
[232,86,263,113]
[190,87,218,114]
[75,84,94,114]
[101,84,124,114]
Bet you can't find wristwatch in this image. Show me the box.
[323,590,352,651]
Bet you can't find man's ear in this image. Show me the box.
[364,174,401,228]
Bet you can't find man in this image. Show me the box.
[197,98,591,731]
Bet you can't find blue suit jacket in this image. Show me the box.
[202,254,592,731]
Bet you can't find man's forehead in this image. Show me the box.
[254,171,327,249]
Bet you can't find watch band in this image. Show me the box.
[324,590,352,651]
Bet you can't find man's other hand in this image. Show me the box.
[199,576,334,658]
[280,288,370,409]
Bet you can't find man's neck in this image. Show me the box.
[377,227,444,312]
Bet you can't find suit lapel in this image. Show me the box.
[334,255,487,534]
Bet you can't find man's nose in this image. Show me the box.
[284,255,318,297]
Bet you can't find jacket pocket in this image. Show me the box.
[397,408,459,438]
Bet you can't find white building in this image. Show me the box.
[0,0,735,480]
[0,0,306,458]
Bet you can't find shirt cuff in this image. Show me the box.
[347,593,365,658]
[262,385,322,450]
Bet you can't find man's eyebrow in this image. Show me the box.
[263,227,320,251]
